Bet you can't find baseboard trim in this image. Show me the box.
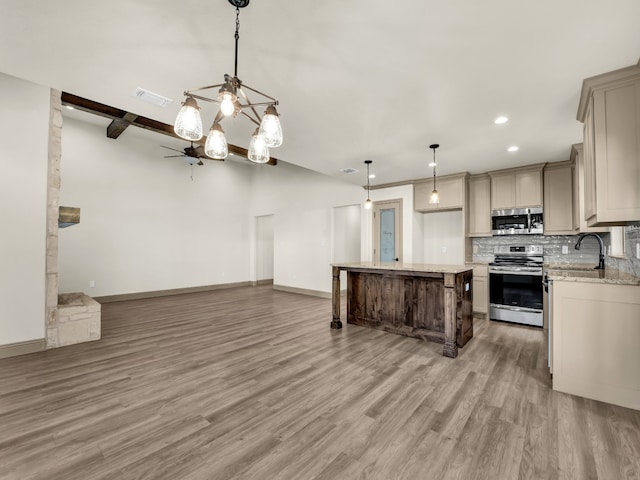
[252,279,274,286]
[95,281,252,303]
[0,339,46,359]
[273,284,331,299]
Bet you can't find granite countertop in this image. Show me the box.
[546,266,640,285]
[332,262,473,274]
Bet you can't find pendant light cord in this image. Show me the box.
[367,163,371,200]
[432,147,437,191]
[234,6,240,78]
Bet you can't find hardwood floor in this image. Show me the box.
[1,286,639,479]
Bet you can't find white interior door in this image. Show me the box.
[373,199,403,263]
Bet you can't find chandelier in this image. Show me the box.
[173,0,282,164]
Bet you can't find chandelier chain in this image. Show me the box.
[234,6,240,77]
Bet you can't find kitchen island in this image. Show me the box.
[331,262,473,358]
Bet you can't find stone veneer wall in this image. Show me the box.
[45,89,101,348]
[45,89,62,347]
[57,293,101,346]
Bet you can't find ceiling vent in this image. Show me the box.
[133,87,172,107]
[340,167,359,174]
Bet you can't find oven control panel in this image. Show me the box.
[493,245,543,256]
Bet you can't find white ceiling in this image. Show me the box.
[1,0,639,186]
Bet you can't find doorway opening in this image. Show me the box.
[255,215,274,285]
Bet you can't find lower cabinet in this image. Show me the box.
[551,280,640,411]
[469,264,488,315]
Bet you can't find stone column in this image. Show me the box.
[45,89,62,348]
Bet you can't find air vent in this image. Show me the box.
[340,167,359,174]
[133,87,173,107]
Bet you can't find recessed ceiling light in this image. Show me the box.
[340,167,359,174]
[369,174,376,179]
[494,116,508,125]
[507,146,519,152]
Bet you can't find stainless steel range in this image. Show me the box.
[489,245,543,327]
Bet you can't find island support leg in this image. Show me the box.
[443,273,458,358]
[331,266,342,329]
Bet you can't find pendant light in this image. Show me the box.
[364,160,373,210]
[204,122,228,159]
[174,0,282,162]
[248,128,270,163]
[429,144,440,204]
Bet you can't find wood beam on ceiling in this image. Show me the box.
[60,92,278,166]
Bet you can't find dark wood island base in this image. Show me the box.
[331,263,473,358]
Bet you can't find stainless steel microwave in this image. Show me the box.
[491,207,543,235]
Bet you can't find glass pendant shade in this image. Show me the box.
[259,105,283,147]
[429,189,439,204]
[248,129,270,163]
[174,97,203,141]
[204,123,228,159]
[364,198,372,210]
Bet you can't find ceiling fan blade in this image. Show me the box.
[160,145,184,154]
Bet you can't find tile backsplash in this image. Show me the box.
[472,224,640,277]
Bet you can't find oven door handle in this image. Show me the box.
[489,267,542,276]
[490,304,543,314]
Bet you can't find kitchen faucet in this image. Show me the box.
[574,233,605,270]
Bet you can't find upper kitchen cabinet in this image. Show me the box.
[577,60,640,226]
[543,160,575,235]
[414,172,468,212]
[467,174,491,237]
[489,164,545,210]
[570,144,609,233]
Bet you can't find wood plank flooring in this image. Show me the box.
[1,286,639,479]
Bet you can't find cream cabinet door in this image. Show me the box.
[515,170,543,207]
[490,174,515,210]
[543,162,574,234]
[467,175,491,237]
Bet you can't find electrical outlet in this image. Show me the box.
[89,280,95,288]
[473,244,478,254]
[636,242,640,260]
[441,246,447,253]
[562,245,568,254]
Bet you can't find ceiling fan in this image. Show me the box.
[160,142,211,165]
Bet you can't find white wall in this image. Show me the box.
[248,162,363,293]
[59,114,365,296]
[58,116,252,296]
[422,210,465,264]
[0,73,50,345]
[333,204,361,287]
